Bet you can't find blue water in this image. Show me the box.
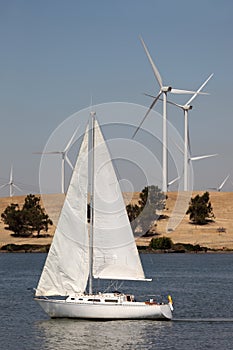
[1,253,233,349]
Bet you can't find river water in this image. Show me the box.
[0,253,233,349]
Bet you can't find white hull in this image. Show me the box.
[35,296,173,320]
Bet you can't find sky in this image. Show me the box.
[0,0,233,196]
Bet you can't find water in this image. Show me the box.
[1,253,233,349]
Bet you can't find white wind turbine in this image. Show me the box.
[133,36,207,193]
[173,138,217,190]
[34,126,79,194]
[188,153,217,190]
[209,174,230,192]
[147,73,214,190]
[0,165,22,197]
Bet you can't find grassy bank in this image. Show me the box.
[1,191,233,250]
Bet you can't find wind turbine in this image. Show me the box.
[0,165,22,197]
[34,126,79,194]
[147,74,213,190]
[174,139,217,190]
[133,36,207,193]
[209,174,230,192]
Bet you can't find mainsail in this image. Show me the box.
[35,125,89,296]
[92,120,147,281]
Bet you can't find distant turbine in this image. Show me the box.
[0,165,22,197]
[175,141,217,190]
[133,36,207,193]
[34,126,79,194]
[188,154,218,190]
[209,174,230,192]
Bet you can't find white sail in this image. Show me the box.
[35,125,89,296]
[92,120,147,281]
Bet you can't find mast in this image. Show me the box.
[89,111,96,295]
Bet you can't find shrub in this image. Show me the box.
[149,236,173,250]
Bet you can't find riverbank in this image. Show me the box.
[1,191,233,250]
[1,242,232,253]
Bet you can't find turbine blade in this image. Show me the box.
[190,153,218,161]
[174,142,184,155]
[145,94,184,109]
[139,36,163,88]
[0,183,8,190]
[144,92,157,99]
[186,73,214,106]
[13,184,23,192]
[132,91,162,138]
[65,155,74,170]
[168,176,180,186]
[187,127,191,154]
[166,99,184,109]
[33,151,61,155]
[219,174,230,189]
[10,165,13,183]
[64,126,80,153]
[171,88,209,95]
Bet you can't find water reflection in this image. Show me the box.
[37,318,172,350]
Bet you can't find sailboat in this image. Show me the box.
[34,112,173,320]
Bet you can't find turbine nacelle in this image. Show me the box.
[183,105,193,111]
[162,86,172,93]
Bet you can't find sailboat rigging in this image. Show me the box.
[34,112,173,320]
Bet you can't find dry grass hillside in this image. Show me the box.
[0,192,233,250]
[136,191,233,250]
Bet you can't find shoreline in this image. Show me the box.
[1,191,233,251]
[1,242,233,254]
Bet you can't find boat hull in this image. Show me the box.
[35,298,172,320]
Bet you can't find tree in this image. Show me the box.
[1,203,29,237]
[1,194,53,237]
[22,194,53,236]
[126,203,141,232]
[126,185,166,234]
[138,186,166,212]
[186,191,215,225]
[149,236,173,250]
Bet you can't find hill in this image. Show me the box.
[136,191,233,250]
[0,192,233,250]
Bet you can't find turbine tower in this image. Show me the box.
[133,36,207,193]
[0,165,22,197]
[164,74,213,190]
[34,126,79,194]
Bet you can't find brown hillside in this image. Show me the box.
[0,192,233,250]
[136,191,233,250]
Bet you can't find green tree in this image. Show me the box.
[126,185,166,234]
[126,203,141,231]
[186,191,214,225]
[22,194,53,236]
[149,236,173,250]
[1,194,53,237]
[138,186,166,212]
[1,203,30,237]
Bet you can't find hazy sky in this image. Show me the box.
[0,0,232,195]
